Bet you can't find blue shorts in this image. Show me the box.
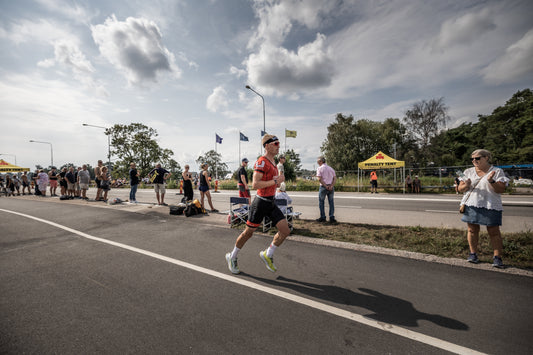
[199,185,209,192]
[461,206,502,226]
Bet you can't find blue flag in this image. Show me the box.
[240,132,249,142]
[216,134,223,144]
[261,130,267,137]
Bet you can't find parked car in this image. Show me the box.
[513,178,533,186]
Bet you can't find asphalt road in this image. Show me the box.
[1,197,532,354]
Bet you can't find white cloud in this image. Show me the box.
[246,34,334,95]
[91,15,181,86]
[481,29,533,85]
[437,8,496,48]
[230,65,246,78]
[0,18,78,45]
[206,86,228,112]
[35,0,96,25]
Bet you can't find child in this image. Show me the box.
[100,166,111,202]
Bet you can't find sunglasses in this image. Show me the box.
[271,141,280,146]
[472,156,483,161]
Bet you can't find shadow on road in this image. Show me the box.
[243,274,468,330]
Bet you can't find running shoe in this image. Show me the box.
[259,250,277,272]
[492,256,504,269]
[225,253,240,274]
[467,252,479,264]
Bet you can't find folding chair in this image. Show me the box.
[263,198,296,233]
[229,197,249,227]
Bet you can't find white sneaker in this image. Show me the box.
[225,253,240,274]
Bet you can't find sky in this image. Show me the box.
[1,0,532,173]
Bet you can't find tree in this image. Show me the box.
[280,149,301,181]
[404,97,449,164]
[321,114,413,172]
[429,89,533,165]
[196,150,230,179]
[107,123,177,178]
[321,114,360,171]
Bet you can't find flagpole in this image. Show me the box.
[284,128,287,153]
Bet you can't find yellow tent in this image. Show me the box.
[358,151,405,169]
[357,152,405,193]
[0,159,30,173]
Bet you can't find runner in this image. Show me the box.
[225,134,290,274]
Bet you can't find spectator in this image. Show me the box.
[78,164,90,200]
[238,158,250,203]
[37,170,49,196]
[199,163,218,212]
[100,166,110,202]
[458,149,509,268]
[405,175,413,193]
[182,164,193,202]
[316,155,337,224]
[66,166,76,199]
[12,174,20,195]
[32,170,41,196]
[148,163,170,206]
[75,167,82,198]
[59,167,68,197]
[48,167,59,196]
[275,182,292,214]
[94,160,104,201]
[277,155,285,177]
[413,175,421,194]
[370,170,378,194]
[5,175,15,196]
[129,162,140,203]
[21,171,31,195]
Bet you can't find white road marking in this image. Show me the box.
[0,208,486,355]
[425,210,457,214]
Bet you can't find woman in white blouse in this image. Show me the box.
[458,149,508,268]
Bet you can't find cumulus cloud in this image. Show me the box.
[245,0,337,95]
[91,15,180,86]
[246,34,334,94]
[206,86,229,112]
[481,29,533,85]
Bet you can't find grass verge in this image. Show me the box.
[260,219,533,270]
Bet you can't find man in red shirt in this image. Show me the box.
[225,134,290,274]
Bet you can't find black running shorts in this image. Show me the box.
[246,195,284,228]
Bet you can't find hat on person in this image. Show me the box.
[242,158,249,163]
[279,182,286,192]
[262,134,279,146]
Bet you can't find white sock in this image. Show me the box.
[230,246,240,259]
[266,243,277,258]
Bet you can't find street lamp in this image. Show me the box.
[83,123,111,171]
[245,85,266,135]
[0,153,16,165]
[29,140,53,167]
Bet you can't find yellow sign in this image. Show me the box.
[358,151,405,169]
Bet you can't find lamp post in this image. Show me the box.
[83,123,111,171]
[29,140,53,167]
[245,85,266,135]
[0,153,16,165]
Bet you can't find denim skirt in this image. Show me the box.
[461,206,502,226]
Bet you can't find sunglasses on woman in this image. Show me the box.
[472,156,483,161]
